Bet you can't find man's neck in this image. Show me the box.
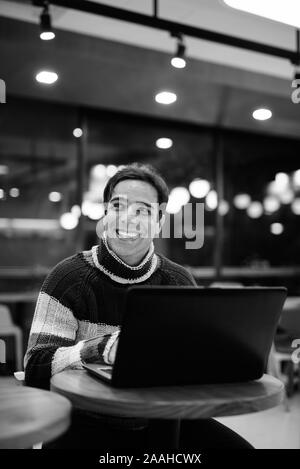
[106,238,149,267]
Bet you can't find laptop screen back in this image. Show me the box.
[111,287,287,387]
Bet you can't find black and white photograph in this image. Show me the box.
[1,0,300,458]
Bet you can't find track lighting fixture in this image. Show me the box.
[40,1,55,40]
[171,32,186,69]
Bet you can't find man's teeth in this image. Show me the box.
[118,230,139,239]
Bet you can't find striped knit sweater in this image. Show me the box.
[24,237,197,390]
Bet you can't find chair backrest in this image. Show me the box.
[0,304,13,327]
[280,297,300,338]
[209,281,243,288]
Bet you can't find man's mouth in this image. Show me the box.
[116,229,140,240]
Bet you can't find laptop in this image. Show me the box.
[83,286,287,388]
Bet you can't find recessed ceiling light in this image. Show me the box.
[291,198,300,215]
[0,165,8,175]
[233,193,251,209]
[263,196,280,214]
[60,212,78,230]
[92,164,107,179]
[155,91,177,105]
[71,205,81,218]
[218,200,230,216]
[166,187,190,214]
[171,57,186,69]
[247,201,263,218]
[73,128,83,138]
[40,32,55,41]
[223,0,300,29]
[252,108,272,121]
[36,71,58,85]
[189,179,210,198]
[106,165,118,177]
[49,191,62,202]
[206,190,218,210]
[156,138,173,149]
[270,223,284,235]
[9,187,20,198]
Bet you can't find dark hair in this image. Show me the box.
[103,163,169,211]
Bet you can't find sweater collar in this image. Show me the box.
[91,232,157,284]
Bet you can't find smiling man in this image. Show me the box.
[24,163,252,449]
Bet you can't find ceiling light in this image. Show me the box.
[40,2,55,41]
[189,179,210,199]
[106,165,118,178]
[252,108,272,121]
[223,0,300,29]
[247,201,263,219]
[49,191,62,202]
[166,199,182,214]
[87,203,105,221]
[73,128,83,138]
[171,33,186,69]
[166,187,190,213]
[82,200,105,220]
[291,198,300,215]
[155,91,177,105]
[263,196,280,214]
[60,212,78,230]
[92,164,107,179]
[270,223,284,235]
[36,71,58,85]
[275,172,289,187]
[206,190,218,210]
[156,138,173,149]
[279,189,294,205]
[292,169,300,188]
[9,188,20,198]
[233,193,251,209]
[170,187,190,206]
[0,165,8,175]
[0,189,5,200]
[71,205,81,218]
[171,57,186,69]
[218,200,230,216]
[267,175,290,196]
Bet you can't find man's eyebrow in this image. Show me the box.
[109,196,154,209]
[109,196,127,202]
[135,201,153,209]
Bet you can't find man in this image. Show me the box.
[24,163,252,449]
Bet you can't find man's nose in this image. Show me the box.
[119,207,139,225]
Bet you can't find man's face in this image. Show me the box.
[104,179,161,261]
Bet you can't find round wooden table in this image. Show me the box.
[0,380,72,449]
[51,370,284,448]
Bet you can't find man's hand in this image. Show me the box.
[108,337,119,365]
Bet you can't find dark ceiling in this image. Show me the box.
[1,15,300,138]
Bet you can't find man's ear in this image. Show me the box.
[102,213,108,230]
[159,214,166,230]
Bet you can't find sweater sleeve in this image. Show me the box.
[24,256,111,389]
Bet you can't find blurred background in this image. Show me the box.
[1,0,300,447]
[1,2,300,434]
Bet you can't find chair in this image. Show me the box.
[0,304,23,371]
[209,281,243,288]
[273,297,300,397]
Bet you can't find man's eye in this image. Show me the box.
[136,207,151,216]
[111,202,125,210]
